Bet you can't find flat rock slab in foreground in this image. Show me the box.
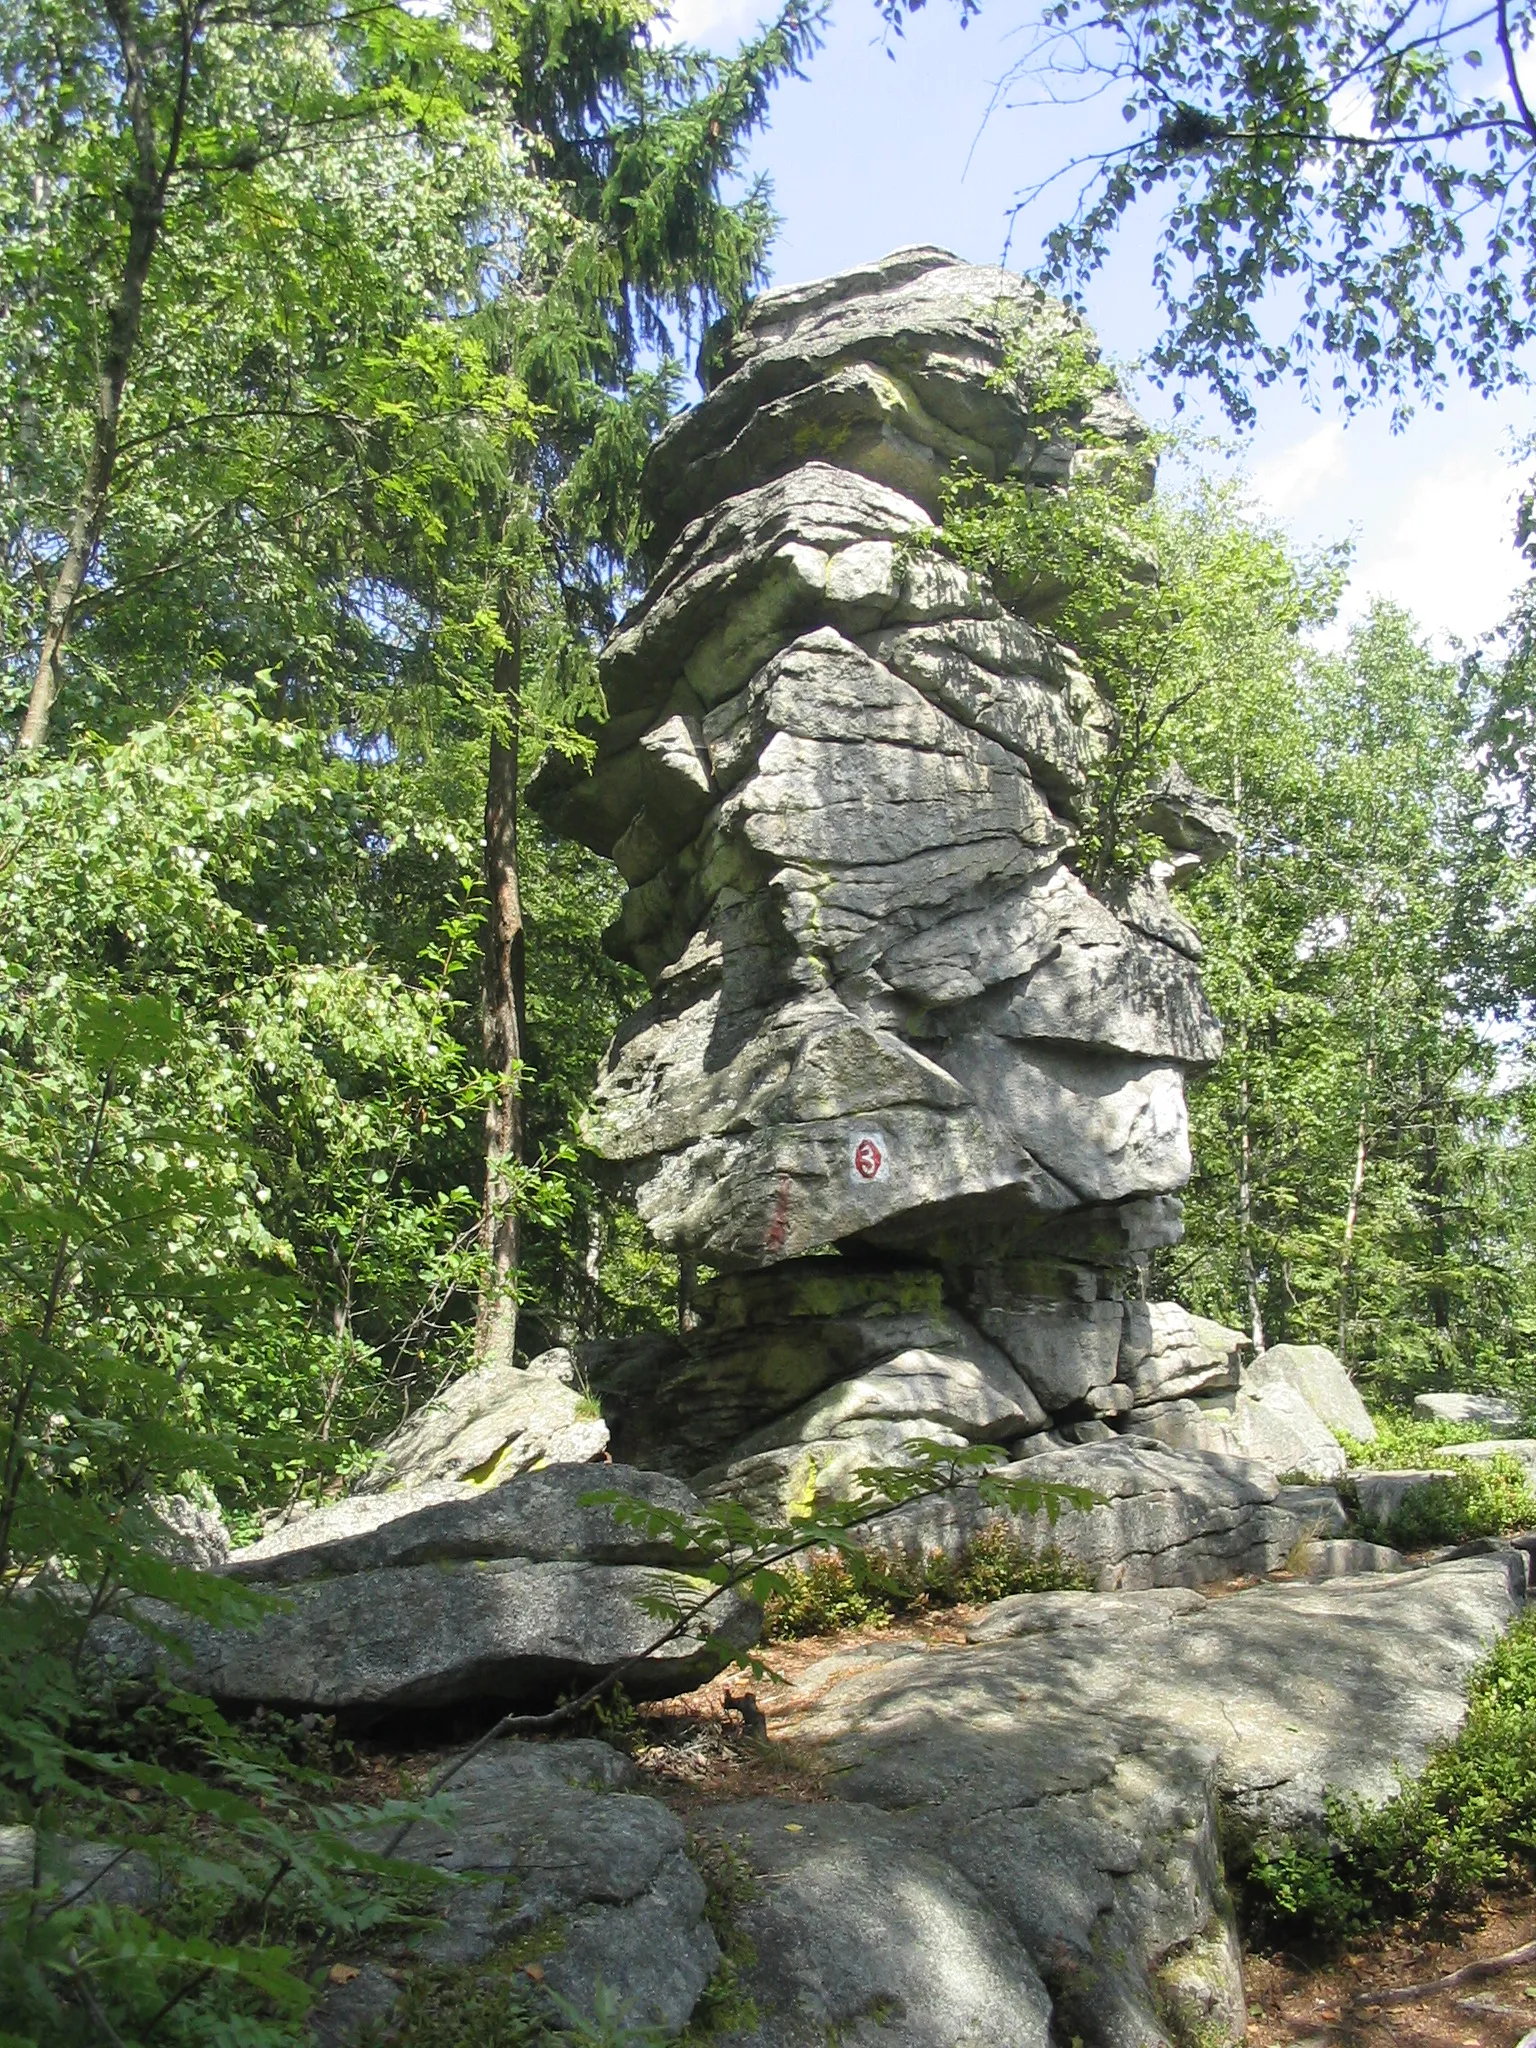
[93,1558,756,1716]
[694,1801,1054,2048]
[738,1552,1526,2048]
[310,1552,1524,2048]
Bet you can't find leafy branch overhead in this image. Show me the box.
[883,0,1536,419]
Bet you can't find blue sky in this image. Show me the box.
[675,0,1535,647]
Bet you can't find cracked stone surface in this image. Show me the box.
[694,1799,1055,2048]
[529,250,1223,1274]
[746,1552,1526,2048]
[320,1741,720,2041]
[863,1438,1305,1591]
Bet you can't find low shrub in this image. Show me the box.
[1235,1612,1536,1946]
[763,1520,1090,1639]
[1355,1453,1536,1550]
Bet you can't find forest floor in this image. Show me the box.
[1245,1898,1536,2047]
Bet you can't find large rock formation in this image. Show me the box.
[531,248,1285,1503]
[533,249,1219,1276]
[89,1467,757,1719]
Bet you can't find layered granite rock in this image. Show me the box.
[309,1551,1526,2048]
[531,249,1221,1276]
[88,1466,757,1719]
[525,248,1393,1537]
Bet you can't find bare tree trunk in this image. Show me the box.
[1238,1064,1265,1351]
[1338,1050,1375,1362]
[1229,764,1264,1349]
[17,0,190,752]
[475,614,525,1373]
[678,1250,699,1335]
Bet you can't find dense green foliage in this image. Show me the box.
[1340,1411,1516,1470]
[1354,1454,1536,1548]
[7,0,1536,2035]
[0,0,817,2038]
[1238,1613,1536,1944]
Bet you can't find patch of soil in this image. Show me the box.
[1245,1896,1536,2046]
[627,1608,975,1810]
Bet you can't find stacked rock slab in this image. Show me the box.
[533,248,1248,1506]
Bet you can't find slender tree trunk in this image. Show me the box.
[579,1207,604,1338]
[1338,1050,1375,1362]
[1229,764,1265,1349]
[475,613,526,1373]
[678,1250,699,1335]
[1420,1063,1452,1333]
[1238,1064,1265,1351]
[17,0,188,751]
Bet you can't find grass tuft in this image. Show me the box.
[763,1519,1090,1640]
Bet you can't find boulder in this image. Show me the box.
[713,1325,1047,1461]
[1352,1468,1462,1527]
[319,1741,721,2041]
[1443,1437,1536,1482]
[694,1800,1054,2048]
[1230,1384,1348,1481]
[589,1264,1049,1475]
[699,1418,972,1523]
[90,1557,757,1717]
[0,1824,29,1896]
[92,1468,758,1717]
[1292,1538,1405,1579]
[798,1551,1524,1831]
[224,1464,705,1586]
[1275,1481,1350,1539]
[1414,1390,1524,1432]
[648,246,1146,544]
[0,1826,166,1914]
[860,1439,1305,1591]
[1245,1342,1375,1442]
[1134,1383,1347,1482]
[971,1294,1125,1411]
[1118,1301,1246,1406]
[356,1348,608,1493]
[136,1493,232,1571]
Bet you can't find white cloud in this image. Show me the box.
[1346,451,1525,648]
[653,0,767,45]
[1250,422,1347,516]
